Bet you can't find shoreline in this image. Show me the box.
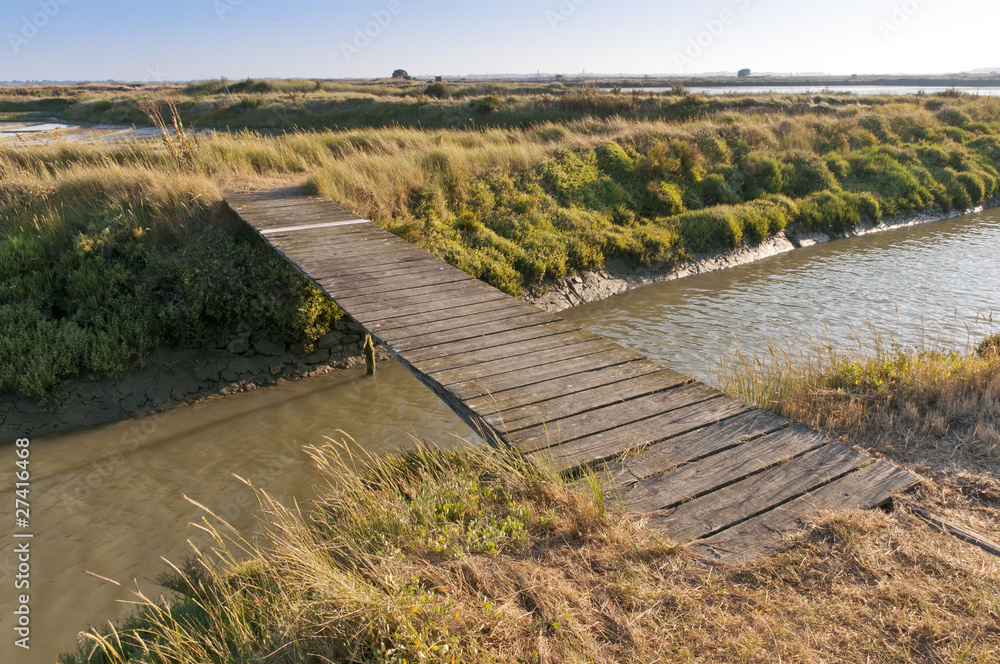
[3,201,994,440]
[524,202,995,312]
[0,319,391,441]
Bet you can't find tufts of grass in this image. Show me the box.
[7,90,1000,397]
[61,431,1000,663]
[713,328,1000,491]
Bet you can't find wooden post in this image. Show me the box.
[363,333,376,376]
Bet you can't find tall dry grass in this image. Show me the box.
[64,436,1000,663]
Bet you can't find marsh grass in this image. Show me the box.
[712,328,1000,477]
[62,435,1000,663]
[7,89,1000,397]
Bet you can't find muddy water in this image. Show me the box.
[562,208,1000,381]
[4,208,1000,662]
[1,362,476,662]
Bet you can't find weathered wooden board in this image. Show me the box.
[463,359,681,415]
[229,189,920,564]
[690,461,918,562]
[510,382,724,451]
[448,349,648,400]
[369,300,534,335]
[487,370,691,433]
[385,311,562,352]
[429,338,623,387]
[402,320,582,364]
[415,329,602,375]
[647,443,867,541]
[530,397,751,472]
[596,409,790,489]
[624,425,832,512]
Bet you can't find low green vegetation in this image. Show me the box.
[4,82,1000,397]
[305,94,1000,296]
[0,145,341,398]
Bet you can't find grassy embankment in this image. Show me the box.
[61,333,1000,663]
[4,83,1000,399]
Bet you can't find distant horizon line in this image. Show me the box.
[4,70,1000,85]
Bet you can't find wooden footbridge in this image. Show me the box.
[227,188,918,563]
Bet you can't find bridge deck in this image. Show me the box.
[227,188,918,563]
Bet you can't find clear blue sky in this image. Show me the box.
[1,0,997,81]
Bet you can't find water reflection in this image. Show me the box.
[0,361,475,662]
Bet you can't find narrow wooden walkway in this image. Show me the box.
[227,188,919,563]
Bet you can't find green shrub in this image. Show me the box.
[795,190,867,235]
[782,153,839,197]
[698,173,739,206]
[650,181,685,215]
[942,126,968,143]
[937,107,972,128]
[698,134,732,165]
[823,152,851,181]
[842,149,934,214]
[470,93,502,114]
[675,207,742,252]
[741,154,785,197]
[424,82,450,99]
[956,171,986,203]
[858,115,899,145]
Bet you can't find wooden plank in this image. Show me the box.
[268,227,386,250]
[530,396,751,472]
[463,358,676,414]
[230,196,343,212]
[292,253,424,280]
[599,409,790,489]
[510,382,724,451]
[401,320,582,363]
[910,508,1000,558]
[429,338,623,388]
[321,262,471,291]
[368,299,534,335]
[227,188,325,203]
[280,235,420,263]
[691,461,918,563]
[646,442,867,541]
[323,270,478,300]
[414,329,600,375]
[448,348,648,400]
[335,280,498,313]
[485,370,691,434]
[300,253,442,279]
[348,290,512,326]
[233,196,352,213]
[623,426,831,512]
[382,311,559,350]
[278,236,405,263]
[270,224,395,249]
[237,207,363,227]
[375,307,545,345]
[239,208,364,228]
[336,272,498,304]
[314,255,450,280]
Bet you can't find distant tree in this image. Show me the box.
[737,68,751,78]
[391,69,411,80]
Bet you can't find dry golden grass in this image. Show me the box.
[71,428,1000,664]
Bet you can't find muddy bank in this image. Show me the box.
[0,317,389,440]
[526,203,995,312]
[4,202,994,440]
